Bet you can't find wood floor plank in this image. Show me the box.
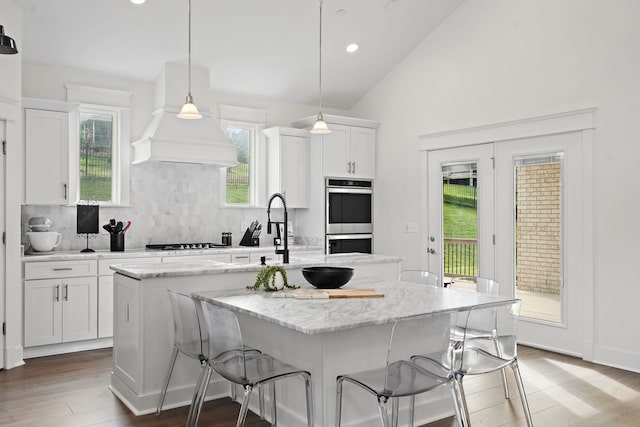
[2,346,640,426]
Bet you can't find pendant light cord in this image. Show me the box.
[187,0,192,99]
[318,0,323,115]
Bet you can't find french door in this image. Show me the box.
[425,132,584,355]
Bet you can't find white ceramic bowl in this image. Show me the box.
[27,231,62,252]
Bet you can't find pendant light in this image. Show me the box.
[310,0,331,134]
[0,25,18,55]
[177,0,202,119]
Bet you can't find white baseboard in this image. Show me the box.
[593,345,640,374]
[23,338,113,359]
[4,344,25,369]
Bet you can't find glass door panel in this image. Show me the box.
[442,163,478,291]
[514,155,563,323]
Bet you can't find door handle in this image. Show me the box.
[63,183,68,200]
[352,161,356,174]
[347,161,352,174]
[64,284,69,301]
[428,248,436,254]
[55,285,60,302]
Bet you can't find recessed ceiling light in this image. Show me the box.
[336,8,347,16]
[130,0,146,4]
[384,0,398,9]
[346,43,359,53]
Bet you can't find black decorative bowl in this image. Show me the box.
[302,266,354,289]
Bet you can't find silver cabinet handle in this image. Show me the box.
[235,255,249,260]
[347,161,352,174]
[63,183,68,200]
[53,267,73,271]
[125,303,130,322]
[64,284,69,301]
[352,161,356,174]
[428,248,436,254]
[55,285,60,302]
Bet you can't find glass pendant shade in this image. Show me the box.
[0,25,18,55]
[177,94,202,119]
[310,113,331,134]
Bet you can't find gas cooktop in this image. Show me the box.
[145,243,230,251]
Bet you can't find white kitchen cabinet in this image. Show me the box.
[24,276,98,346]
[113,274,140,393]
[97,257,160,338]
[24,108,71,205]
[322,124,375,179]
[264,127,309,208]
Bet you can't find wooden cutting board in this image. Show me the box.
[276,288,384,299]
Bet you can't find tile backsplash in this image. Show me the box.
[21,162,296,252]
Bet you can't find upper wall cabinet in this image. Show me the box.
[322,124,376,179]
[292,115,379,180]
[24,101,76,205]
[264,127,310,208]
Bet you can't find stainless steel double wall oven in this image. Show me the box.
[325,178,373,254]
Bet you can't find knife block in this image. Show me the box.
[239,228,260,246]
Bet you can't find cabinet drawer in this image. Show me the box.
[25,260,98,280]
[231,254,251,264]
[162,253,231,263]
[98,257,160,276]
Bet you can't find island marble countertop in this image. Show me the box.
[193,278,515,335]
[110,253,404,280]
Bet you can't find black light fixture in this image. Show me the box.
[0,25,18,55]
[177,0,202,119]
[310,0,330,134]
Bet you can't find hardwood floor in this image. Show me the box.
[1,346,639,426]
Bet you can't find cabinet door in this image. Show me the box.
[61,276,98,342]
[322,124,350,177]
[98,275,114,338]
[113,277,140,393]
[24,279,62,347]
[25,109,70,205]
[279,135,309,208]
[349,127,376,179]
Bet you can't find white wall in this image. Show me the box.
[351,0,640,371]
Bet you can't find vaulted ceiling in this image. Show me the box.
[15,0,464,109]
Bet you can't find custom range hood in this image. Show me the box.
[132,62,238,166]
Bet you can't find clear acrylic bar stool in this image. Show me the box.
[156,290,208,416]
[191,299,314,427]
[336,311,464,427]
[413,301,533,427]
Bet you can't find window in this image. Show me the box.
[79,108,117,203]
[225,122,255,205]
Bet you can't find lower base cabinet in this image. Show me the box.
[24,277,98,347]
[98,275,114,338]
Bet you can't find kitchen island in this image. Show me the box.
[193,279,514,426]
[109,253,403,418]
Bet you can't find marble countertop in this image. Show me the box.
[193,278,516,335]
[21,244,323,262]
[110,253,403,280]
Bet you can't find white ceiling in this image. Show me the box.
[14,0,464,109]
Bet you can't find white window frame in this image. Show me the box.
[218,105,266,208]
[66,84,132,206]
